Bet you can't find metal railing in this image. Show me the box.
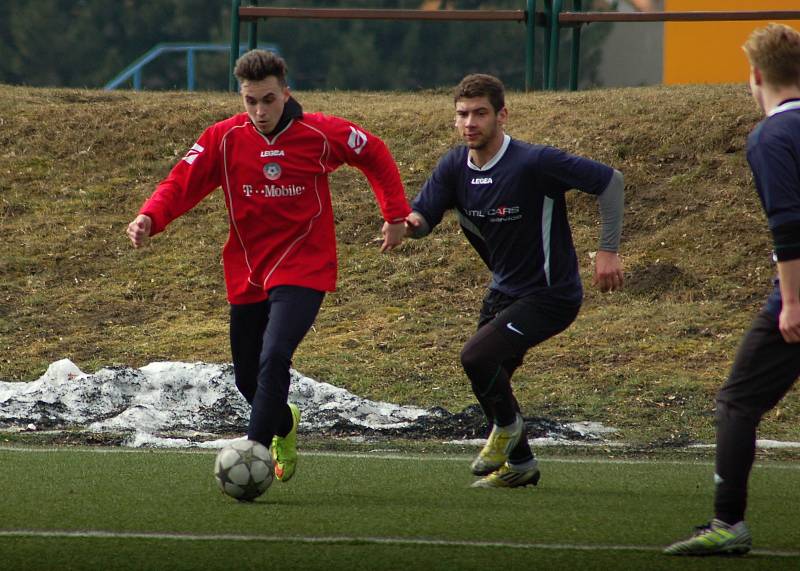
[549,5,800,90]
[229,0,544,92]
[106,42,278,91]
[229,2,800,92]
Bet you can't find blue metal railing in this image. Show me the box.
[105,42,279,91]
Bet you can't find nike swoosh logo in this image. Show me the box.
[506,322,524,335]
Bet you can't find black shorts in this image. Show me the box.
[478,289,581,352]
[718,309,800,419]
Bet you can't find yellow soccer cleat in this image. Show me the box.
[471,461,541,488]
[470,414,524,476]
[271,403,301,482]
[664,519,752,556]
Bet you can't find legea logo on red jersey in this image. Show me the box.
[182,143,204,165]
[348,127,368,154]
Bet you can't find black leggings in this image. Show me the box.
[461,289,580,464]
[229,285,324,446]
[714,309,800,524]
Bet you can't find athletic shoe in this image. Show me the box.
[470,414,524,476]
[471,461,541,488]
[271,403,300,482]
[663,519,752,556]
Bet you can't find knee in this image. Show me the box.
[715,398,760,426]
[259,346,292,371]
[460,343,487,374]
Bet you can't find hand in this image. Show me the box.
[380,221,405,252]
[127,214,152,248]
[593,250,623,292]
[405,212,424,238]
[779,302,800,343]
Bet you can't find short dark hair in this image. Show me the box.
[234,50,288,85]
[454,74,505,113]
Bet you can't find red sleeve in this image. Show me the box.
[139,124,223,235]
[317,114,411,223]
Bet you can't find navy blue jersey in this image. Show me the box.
[746,100,800,316]
[412,136,613,302]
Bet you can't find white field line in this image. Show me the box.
[3,445,800,471]
[0,445,799,470]
[0,529,798,558]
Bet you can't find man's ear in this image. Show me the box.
[752,66,764,86]
[497,106,508,126]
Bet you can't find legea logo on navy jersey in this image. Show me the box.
[464,205,522,222]
[471,177,493,184]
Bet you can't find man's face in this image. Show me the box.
[241,77,290,134]
[454,97,507,150]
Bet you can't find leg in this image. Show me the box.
[665,310,800,556]
[461,325,520,427]
[229,299,270,404]
[714,311,800,524]
[464,292,580,476]
[246,286,324,446]
[466,289,528,426]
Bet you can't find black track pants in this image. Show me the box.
[461,289,580,464]
[229,285,324,446]
[714,309,800,524]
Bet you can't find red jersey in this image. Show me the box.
[139,110,410,304]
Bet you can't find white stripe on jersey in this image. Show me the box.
[541,196,554,286]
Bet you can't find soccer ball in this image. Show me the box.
[214,439,274,501]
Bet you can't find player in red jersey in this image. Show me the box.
[126,50,410,482]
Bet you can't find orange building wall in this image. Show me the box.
[663,0,800,85]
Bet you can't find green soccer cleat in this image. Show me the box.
[271,403,301,483]
[663,519,752,556]
[470,414,524,476]
[470,461,541,488]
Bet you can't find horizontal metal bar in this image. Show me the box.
[558,10,800,23]
[238,7,526,22]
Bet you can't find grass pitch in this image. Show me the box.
[1,446,797,570]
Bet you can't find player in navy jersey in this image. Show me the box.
[406,73,624,488]
[665,24,800,556]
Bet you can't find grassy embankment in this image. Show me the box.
[1,83,797,446]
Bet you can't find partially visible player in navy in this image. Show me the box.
[665,24,800,557]
[406,73,624,488]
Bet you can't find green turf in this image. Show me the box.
[0,448,797,570]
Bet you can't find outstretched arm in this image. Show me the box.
[593,169,624,292]
[326,118,410,252]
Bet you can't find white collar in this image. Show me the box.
[768,99,800,117]
[467,134,511,172]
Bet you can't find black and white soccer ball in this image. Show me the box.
[214,439,274,501]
